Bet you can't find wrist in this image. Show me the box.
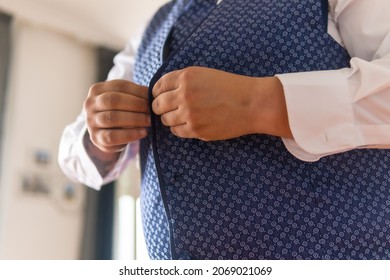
[249,76,292,138]
[83,131,121,177]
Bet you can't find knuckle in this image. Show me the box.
[180,67,194,81]
[179,84,194,104]
[181,88,192,104]
[88,82,102,97]
[152,99,160,114]
[96,113,105,126]
[104,111,114,124]
[97,111,114,126]
[152,98,163,115]
[111,79,128,91]
[154,80,162,93]
[102,92,119,107]
[154,80,167,96]
[101,130,115,146]
[160,114,168,126]
[83,97,94,111]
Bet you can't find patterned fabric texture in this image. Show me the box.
[133,0,390,260]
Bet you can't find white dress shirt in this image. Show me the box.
[58,0,390,190]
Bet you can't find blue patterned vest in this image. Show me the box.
[133,0,390,260]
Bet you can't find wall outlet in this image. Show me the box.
[22,173,50,194]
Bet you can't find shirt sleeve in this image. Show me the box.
[58,37,141,190]
[277,0,390,161]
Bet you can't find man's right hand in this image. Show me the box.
[84,79,150,154]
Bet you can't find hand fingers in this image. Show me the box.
[89,79,149,100]
[160,110,186,127]
[94,91,150,113]
[85,80,151,153]
[152,90,179,115]
[90,128,148,152]
[88,111,151,129]
[170,124,197,140]
[152,70,181,98]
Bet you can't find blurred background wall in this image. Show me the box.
[0,0,166,260]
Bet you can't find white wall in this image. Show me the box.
[0,0,168,260]
[0,20,96,259]
[0,0,167,50]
